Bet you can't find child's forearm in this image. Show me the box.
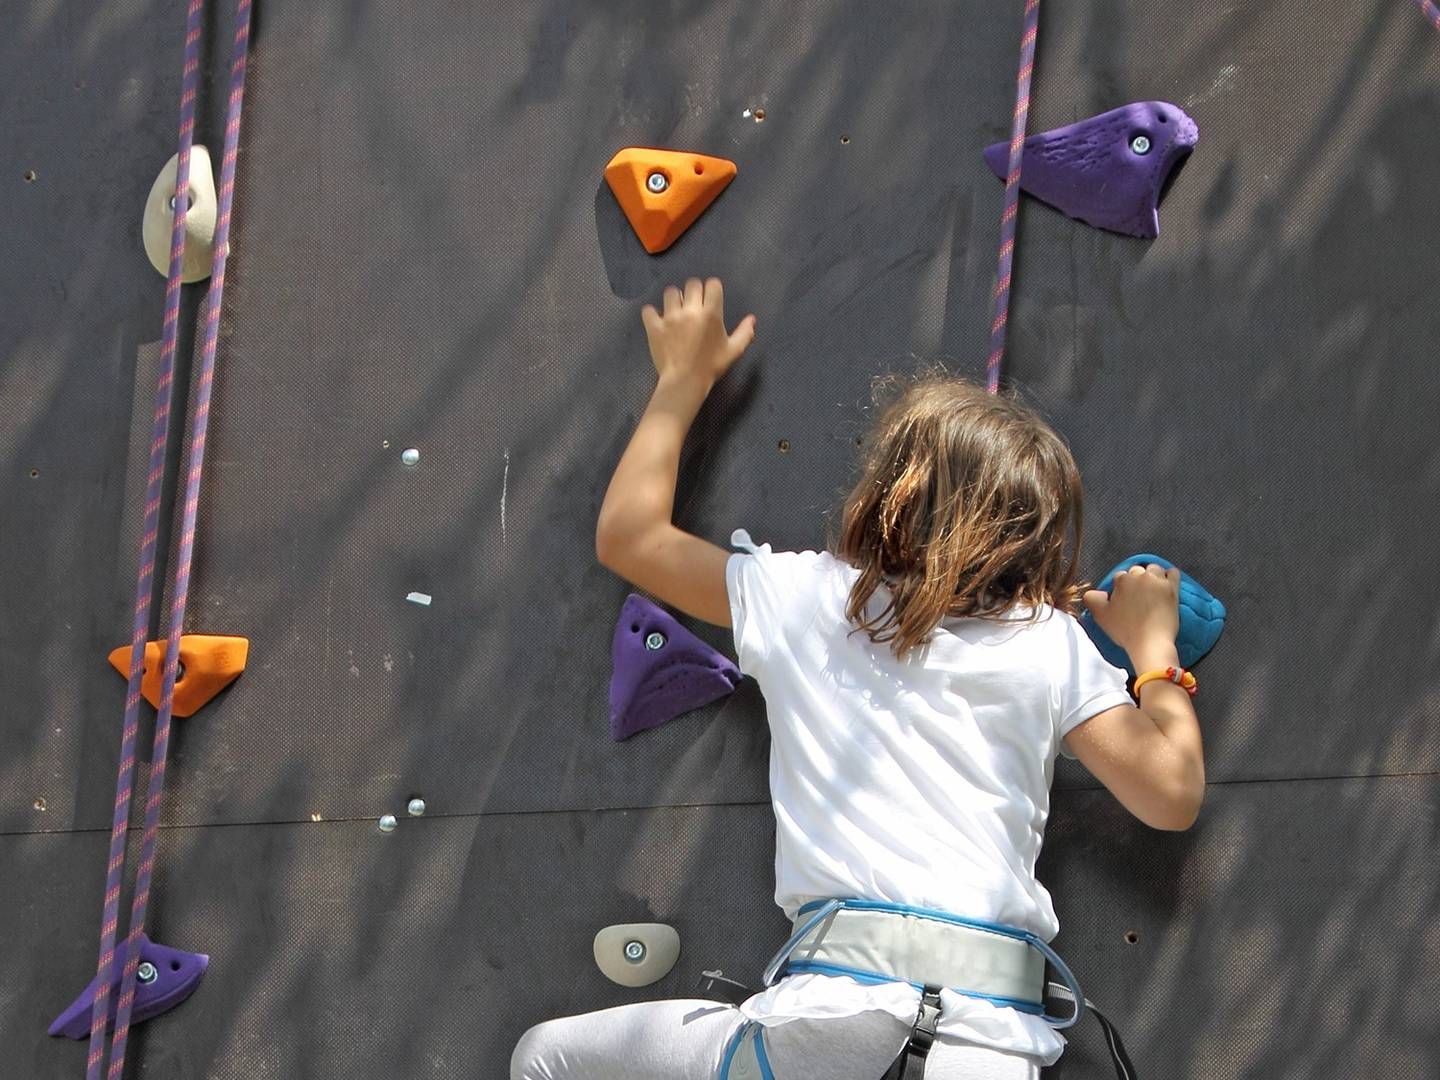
[1130,640,1206,822]
[597,373,709,556]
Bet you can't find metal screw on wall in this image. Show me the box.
[136,962,158,985]
[645,632,666,651]
[378,814,398,833]
[1131,135,1152,155]
[624,941,646,963]
[407,798,426,817]
[646,172,668,193]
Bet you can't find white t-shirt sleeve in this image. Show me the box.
[1055,614,1134,759]
[725,540,826,677]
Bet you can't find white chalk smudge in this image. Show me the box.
[1185,65,1239,108]
[501,449,510,545]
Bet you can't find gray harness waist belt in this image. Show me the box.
[762,899,1083,1025]
[779,903,1046,1010]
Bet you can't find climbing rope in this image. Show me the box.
[88,1,254,1077]
[986,0,1040,394]
[85,0,207,1074]
[1416,0,1440,31]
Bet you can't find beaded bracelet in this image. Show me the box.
[1133,666,1198,697]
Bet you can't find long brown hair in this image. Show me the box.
[836,375,1084,657]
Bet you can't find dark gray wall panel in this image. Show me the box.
[6,780,1436,1078]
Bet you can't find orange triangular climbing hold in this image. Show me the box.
[604,147,737,254]
[108,635,249,718]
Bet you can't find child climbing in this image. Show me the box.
[511,277,1204,1080]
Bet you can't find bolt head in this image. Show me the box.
[644,631,666,651]
[646,171,668,194]
[378,814,398,833]
[401,448,420,466]
[407,797,427,817]
[624,940,646,962]
[137,962,158,985]
[1131,135,1152,155]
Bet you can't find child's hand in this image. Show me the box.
[641,278,756,390]
[1083,564,1181,667]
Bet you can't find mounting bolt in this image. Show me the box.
[1131,135,1152,155]
[378,813,398,833]
[137,962,158,985]
[644,631,666,651]
[646,171,668,194]
[401,448,420,467]
[407,797,426,817]
[624,941,646,963]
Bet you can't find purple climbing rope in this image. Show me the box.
[85,1,207,1075]
[986,0,1041,395]
[1416,0,1440,30]
[100,1,254,1077]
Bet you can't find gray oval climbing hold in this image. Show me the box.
[142,146,218,284]
[593,923,679,987]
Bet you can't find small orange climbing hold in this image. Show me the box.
[604,147,737,254]
[107,635,249,718]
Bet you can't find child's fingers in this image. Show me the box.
[727,314,757,356]
[1082,589,1110,613]
[704,277,724,311]
[663,285,682,315]
[641,304,662,335]
[684,277,704,307]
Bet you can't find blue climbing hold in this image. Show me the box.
[1080,554,1226,677]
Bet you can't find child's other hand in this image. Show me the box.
[1083,564,1181,667]
[641,278,756,390]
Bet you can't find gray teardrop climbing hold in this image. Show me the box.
[593,923,680,988]
[142,145,218,284]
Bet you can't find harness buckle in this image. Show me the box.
[881,984,943,1080]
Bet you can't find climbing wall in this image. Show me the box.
[3,1,1439,1076]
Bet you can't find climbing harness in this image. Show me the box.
[83,1,254,1077]
[985,0,1040,394]
[714,899,1135,1080]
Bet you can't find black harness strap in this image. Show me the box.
[880,984,944,1080]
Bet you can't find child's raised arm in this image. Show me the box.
[1064,564,1207,830]
[595,277,756,627]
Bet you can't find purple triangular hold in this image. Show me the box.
[49,935,209,1039]
[609,594,741,740]
[984,101,1198,238]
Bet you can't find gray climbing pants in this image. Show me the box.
[510,999,1041,1080]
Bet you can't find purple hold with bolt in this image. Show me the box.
[609,594,742,741]
[49,934,209,1039]
[983,101,1199,238]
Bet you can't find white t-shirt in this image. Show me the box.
[725,533,1131,1064]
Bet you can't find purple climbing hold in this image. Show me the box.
[609,594,741,741]
[49,935,208,1039]
[983,101,1199,238]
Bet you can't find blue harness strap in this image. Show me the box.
[717,1020,774,1080]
